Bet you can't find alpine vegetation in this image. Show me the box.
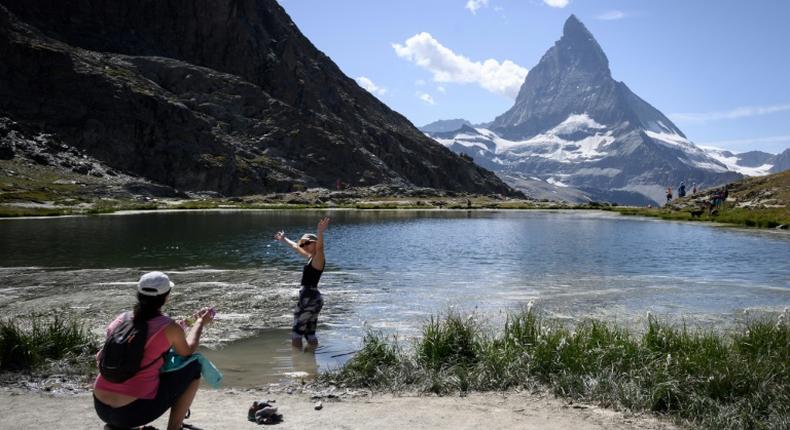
[321,309,790,430]
[0,314,95,371]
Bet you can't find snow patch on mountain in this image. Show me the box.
[700,147,774,176]
[434,114,617,164]
[553,113,606,134]
[546,177,569,187]
[430,114,769,180]
[645,130,701,153]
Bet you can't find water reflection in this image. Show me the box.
[200,328,352,387]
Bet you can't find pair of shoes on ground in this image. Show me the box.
[248,399,283,425]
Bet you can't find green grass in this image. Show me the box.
[0,315,96,371]
[608,206,790,229]
[321,309,790,429]
[0,206,73,217]
[417,313,482,371]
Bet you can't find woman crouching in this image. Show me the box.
[93,272,213,430]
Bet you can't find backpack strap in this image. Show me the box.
[144,315,171,347]
[139,315,172,370]
[138,350,167,372]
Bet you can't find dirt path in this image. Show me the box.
[0,388,677,430]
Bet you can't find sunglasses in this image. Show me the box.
[299,241,315,248]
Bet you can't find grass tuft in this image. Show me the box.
[0,315,96,371]
[416,312,482,371]
[321,309,790,429]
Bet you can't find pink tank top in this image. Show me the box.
[94,312,173,399]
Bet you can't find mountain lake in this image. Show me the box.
[1,209,788,387]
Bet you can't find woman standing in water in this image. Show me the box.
[274,217,330,349]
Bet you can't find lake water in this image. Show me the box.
[1,209,788,387]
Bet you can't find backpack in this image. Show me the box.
[98,312,159,383]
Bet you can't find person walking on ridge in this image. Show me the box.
[274,217,330,349]
[666,186,673,205]
[678,181,686,198]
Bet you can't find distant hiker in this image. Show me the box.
[678,182,686,198]
[94,272,214,430]
[466,198,472,209]
[666,186,673,204]
[711,189,723,208]
[723,185,729,202]
[274,217,330,349]
[692,182,698,194]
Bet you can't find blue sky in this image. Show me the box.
[279,0,790,154]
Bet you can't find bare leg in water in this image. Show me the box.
[167,378,200,430]
[293,335,318,351]
[292,336,303,349]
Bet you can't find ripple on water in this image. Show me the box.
[0,210,788,386]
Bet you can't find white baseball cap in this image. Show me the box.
[137,271,174,296]
[299,233,318,244]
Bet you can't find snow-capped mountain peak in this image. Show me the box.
[426,15,744,205]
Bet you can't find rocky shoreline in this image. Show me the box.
[1,153,592,217]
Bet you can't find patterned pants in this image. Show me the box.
[292,287,323,341]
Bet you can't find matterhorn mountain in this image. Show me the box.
[425,15,746,205]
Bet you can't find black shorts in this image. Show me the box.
[95,360,202,429]
[293,287,323,338]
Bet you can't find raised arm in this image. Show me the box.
[166,308,214,357]
[311,217,330,270]
[274,230,311,258]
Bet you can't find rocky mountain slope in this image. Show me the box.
[420,119,473,134]
[427,15,742,205]
[0,0,513,197]
[700,148,790,176]
[769,149,790,173]
[676,170,790,211]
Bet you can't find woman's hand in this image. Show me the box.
[273,230,285,241]
[317,217,330,234]
[195,307,215,325]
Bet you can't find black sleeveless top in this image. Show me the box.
[300,258,323,288]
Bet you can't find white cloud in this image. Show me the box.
[670,103,790,123]
[393,32,528,99]
[543,0,569,8]
[355,76,387,96]
[595,10,625,20]
[417,92,436,105]
[465,0,489,14]
[415,79,426,86]
[437,86,446,93]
